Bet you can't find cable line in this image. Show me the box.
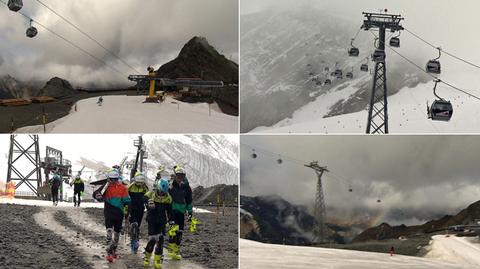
[0,0,128,79]
[34,0,142,74]
[368,30,480,102]
[404,27,480,70]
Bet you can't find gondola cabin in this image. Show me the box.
[26,26,38,38]
[372,49,385,63]
[8,0,22,12]
[348,47,359,57]
[428,100,453,121]
[389,37,400,48]
[426,60,441,74]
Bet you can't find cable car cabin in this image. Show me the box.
[426,60,441,74]
[348,47,359,57]
[389,37,400,48]
[372,49,386,62]
[324,79,332,85]
[26,27,38,38]
[8,0,22,12]
[429,100,453,121]
[360,64,368,72]
[346,72,353,79]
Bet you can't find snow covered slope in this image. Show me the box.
[253,77,480,133]
[15,95,238,133]
[425,235,480,267]
[240,238,466,269]
[146,135,239,187]
[240,7,429,133]
[242,5,480,134]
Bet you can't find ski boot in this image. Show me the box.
[167,243,182,260]
[153,254,163,269]
[106,244,118,262]
[106,249,115,263]
[143,252,152,267]
[106,228,113,245]
[130,239,139,254]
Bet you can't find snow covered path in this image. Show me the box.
[15,95,238,133]
[240,239,466,269]
[33,206,205,269]
[425,235,480,267]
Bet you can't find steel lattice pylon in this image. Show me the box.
[305,161,329,243]
[6,135,42,196]
[366,61,388,134]
[362,12,404,134]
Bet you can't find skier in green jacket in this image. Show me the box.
[167,166,193,260]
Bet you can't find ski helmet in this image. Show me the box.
[156,178,169,194]
[158,165,165,172]
[134,172,146,183]
[174,166,185,175]
[107,169,120,181]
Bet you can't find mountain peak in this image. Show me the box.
[156,36,238,83]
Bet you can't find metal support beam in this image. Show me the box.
[305,161,329,243]
[6,135,42,196]
[362,12,404,134]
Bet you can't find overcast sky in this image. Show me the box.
[241,135,480,225]
[0,0,238,87]
[241,0,480,88]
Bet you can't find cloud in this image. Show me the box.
[241,135,480,225]
[0,0,238,87]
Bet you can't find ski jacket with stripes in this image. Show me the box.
[128,183,148,211]
[104,182,131,216]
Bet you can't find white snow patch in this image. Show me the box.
[240,239,466,269]
[0,198,212,213]
[15,96,238,133]
[0,198,104,208]
[425,235,480,267]
[240,208,253,217]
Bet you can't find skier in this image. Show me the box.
[71,175,85,207]
[96,169,131,262]
[126,172,149,253]
[97,96,104,106]
[155,165,165,181]
[390,246,395,256]
[167,166,193,260]
[143,178,172,269]
[49,173,62,206]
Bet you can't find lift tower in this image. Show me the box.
[130,135,148,180]
[6,135,42,196]
[305,161,329,243]
[362,12,404,134]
